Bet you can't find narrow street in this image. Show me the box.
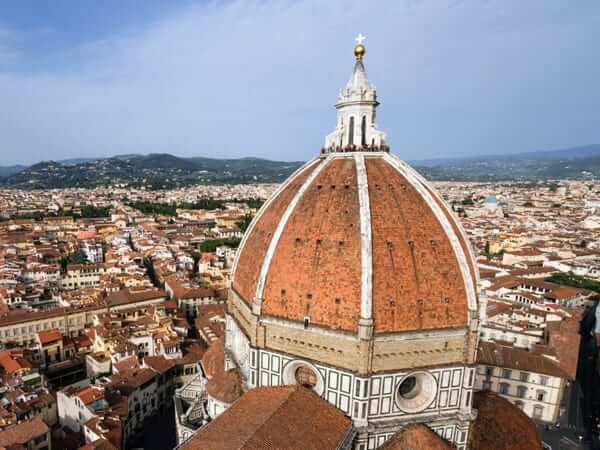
[578,305,600,450]
[128,405,177,450]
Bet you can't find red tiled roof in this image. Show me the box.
[77,387,104,405]
[469,391,542,450]
[0,416,49,447]
[379,423,452,450]
[78,437,118,450]
[206,368,242,404]
[181,385,351,450]
[110,368,157,391]
[114,356,139,373]
[143,355,175,374]
[37,328,63,345]
[0,352,32,374]
[477,340,567,379]
[201,337,224,379]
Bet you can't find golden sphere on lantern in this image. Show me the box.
[354,43,366,60]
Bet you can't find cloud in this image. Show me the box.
[0,0,599,165]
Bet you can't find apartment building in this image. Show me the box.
[474,341,568,423]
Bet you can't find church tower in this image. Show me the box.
[226,36,482,450]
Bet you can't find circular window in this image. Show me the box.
[282,360,324,395]
[398,376,418,399]
[295,366,318,389]
[395,371,437,413]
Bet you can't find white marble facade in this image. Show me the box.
[225,317,474,450]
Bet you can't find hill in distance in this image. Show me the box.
[0,153,304,189]
[1,144,599,188]
[409,144,600,181]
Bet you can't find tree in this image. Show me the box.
[236,214,254,233]
[484,241,491,260]
[200,239,241,253]
[60,249,89,271]
[191,251,201,275]
[546,272,600,294]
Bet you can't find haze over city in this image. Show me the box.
[1,0,599,165]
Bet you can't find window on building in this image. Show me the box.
[499,383,510,395]
[502,369,512,379]
[398,376,419,399]
[485,366,493,377]
[533,405,543,419]
[361,115,367,146]
[539,376,548,386]
[348,116,355,146]
[517,386,527,398]
[294,366,318,389]
[519,372,530,382]
[536,390,545,402]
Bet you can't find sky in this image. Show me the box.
[0,0,599,165]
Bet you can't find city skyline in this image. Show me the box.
[1,0,599,165]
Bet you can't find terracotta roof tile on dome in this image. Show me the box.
[418,178,478,292]
[262,157,362,332]
[233,160,322,304]
[181,385,352,450]
[377,423,452,450]
[468,391,542,450]
[201,337,225,379]
[366,158,468,332]
[206,368,243,404]
[232,153,477,335]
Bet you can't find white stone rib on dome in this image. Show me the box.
[230,157,322,281]
[354,154,373,323]
[383,153,478,317]
[253,156,332,307]
[390,154,481,289]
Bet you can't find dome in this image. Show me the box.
[231,153,478,335]
[222,37,483,450]
[484,195,497,205]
